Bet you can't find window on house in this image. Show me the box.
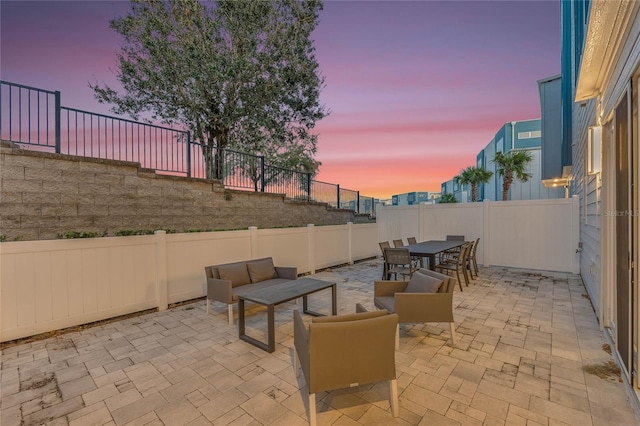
[518,130,542,139]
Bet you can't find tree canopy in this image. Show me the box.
[454,166,493,202]
[493,151,533,201]
[91,0,328,179]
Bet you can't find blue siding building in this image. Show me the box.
[446,119,564,202]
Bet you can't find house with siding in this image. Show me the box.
[442,120,564,202]
[391,191,441,206]
[560,0,640,410]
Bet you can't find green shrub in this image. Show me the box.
[115,230,155,236]
[57,231,108,239]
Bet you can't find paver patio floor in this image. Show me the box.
[1,260,638,425]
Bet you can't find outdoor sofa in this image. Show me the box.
[204,257,297,325]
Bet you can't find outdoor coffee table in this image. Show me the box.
[238,277,337,353]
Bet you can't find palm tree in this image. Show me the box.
[438,193,457,203]
[493,151,533,201]
[454,166,494,202]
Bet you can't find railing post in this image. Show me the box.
[54,90,61,153]
[260,155,265,192]
[307,174,311,201]
[185,131,191,177]
[357,191,360,214]
[337,184,340,209]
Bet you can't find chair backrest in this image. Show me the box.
[446,235,465,241]
[392,239,404,248]
[379,241,391,254]
[456,243,471,266]
[384,247,411,266]
[471,237,480,255]
[306,312,398,393]
[416,268,454,295]
[407,237,417,245]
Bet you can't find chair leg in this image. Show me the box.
[206,298,210,314]
[228,305,234,326]
[308,393,316,426]
[395,324,400,350]
[389,379,399,417]
[449,322,457,347]
[294,351,300,377]
[455,270,463,292]
[463,266,471,286]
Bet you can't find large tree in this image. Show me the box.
[454,166,493,202]
[493,151,533,201]
[91,0,327,180]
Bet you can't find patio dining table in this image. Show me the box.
[405,240,466,270]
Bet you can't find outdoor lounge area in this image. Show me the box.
[1,258,638,426]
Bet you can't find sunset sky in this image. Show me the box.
[0,0,561,199]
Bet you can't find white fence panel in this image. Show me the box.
[1,237,157,342]
[488,199,579,272]
[1,222,379,342]
[377,205,420,243]
[165,230,252,304]
[351,223,379,260]
[377,198,580,273]
[314,225,350,270]
[255,227,311,272]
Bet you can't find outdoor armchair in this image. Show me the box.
[293,309,399,426]
[372,269,457,348]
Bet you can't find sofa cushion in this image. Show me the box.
[217,263,251,287]
[247,258,278,283]
[374,296,395,313]
[405,272,443,293]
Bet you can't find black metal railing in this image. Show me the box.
[0,80,375,216]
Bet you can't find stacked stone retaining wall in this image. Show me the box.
[0,141,371,241]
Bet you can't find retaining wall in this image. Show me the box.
[0,141,366,241]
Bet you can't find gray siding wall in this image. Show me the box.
[572,99,601,317]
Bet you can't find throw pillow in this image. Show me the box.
[217,263,251,287]
[247,258,278,283]
[405,272,443,293]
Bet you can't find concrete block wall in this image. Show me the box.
[0,141,363,241]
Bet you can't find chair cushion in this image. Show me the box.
[405,272,443,293]
[247,258,278,283]
[217,263,251,287]
[374,296,395,313]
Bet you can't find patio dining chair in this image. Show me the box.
[470,237,480,276]
[393,239,405,248]
[384,247,418,280]
[441,234,466,261]
[379,241,391,279]
[434,242,471,291]
[406,236,422,267]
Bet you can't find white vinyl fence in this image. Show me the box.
[0,223,378,342]
[378,197,580,274]
[1,199,581,343]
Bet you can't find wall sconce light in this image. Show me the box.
[588,126,602,174]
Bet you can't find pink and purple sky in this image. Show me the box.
[1,0,560,199]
